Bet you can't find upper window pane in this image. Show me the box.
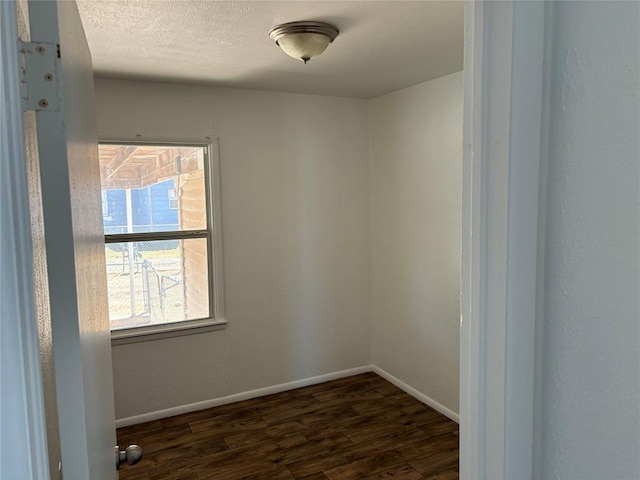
[99,144,207,233]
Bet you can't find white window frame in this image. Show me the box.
[102,139,226,345]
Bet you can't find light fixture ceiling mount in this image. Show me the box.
[269,21,339,64]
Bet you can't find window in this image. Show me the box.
[99,142,225,342]
[101,190,110,218]
[168,189,178,209]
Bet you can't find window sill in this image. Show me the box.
[110,318,227,346]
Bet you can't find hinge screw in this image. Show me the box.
[44,73,53,81]
[35,46,45,54]
[38,99,49,108]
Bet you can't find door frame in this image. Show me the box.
[0,1,50,478]
[2,0,117,478]
[460,1,547,479]
[3,0,550,478]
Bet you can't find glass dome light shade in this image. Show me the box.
[269,21,339,64]
[277,33,331,63]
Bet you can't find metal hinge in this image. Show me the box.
[18,41,60,112]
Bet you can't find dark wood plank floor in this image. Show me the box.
[117,372,459,480]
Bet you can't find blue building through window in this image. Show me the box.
[103,178,179,235]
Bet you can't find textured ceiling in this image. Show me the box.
[77,1,464,99]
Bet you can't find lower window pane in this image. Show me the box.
[105,238,210,330]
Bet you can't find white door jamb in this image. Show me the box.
[0,2,50,478]
[460,2,547,478]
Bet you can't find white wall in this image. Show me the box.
[369,72,462,415]
[537,2,640,479]
[95,79,372,419]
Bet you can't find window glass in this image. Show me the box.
[99,144,206,234]
[105,239,209,330]
[99,144,212,331]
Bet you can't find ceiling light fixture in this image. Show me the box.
[269,21,339,64]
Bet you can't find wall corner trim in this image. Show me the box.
[371,366,460,423]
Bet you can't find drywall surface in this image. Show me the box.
[369,72,462,415]
[95,79,372,419]
[538,2,640,479]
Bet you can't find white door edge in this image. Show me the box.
[28,0,117,477]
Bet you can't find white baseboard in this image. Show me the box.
[116,364,460,428]
[115,365,371,428]
[371,365,460,423]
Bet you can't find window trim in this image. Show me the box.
[99,138,226,344]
